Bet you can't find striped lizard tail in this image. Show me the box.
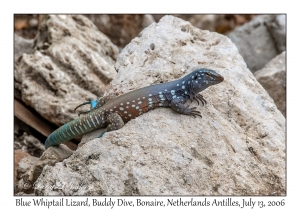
[45,112,105,149]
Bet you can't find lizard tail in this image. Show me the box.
[45,117,94,149]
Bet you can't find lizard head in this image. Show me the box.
[189,68,224,93]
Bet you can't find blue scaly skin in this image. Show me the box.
[45,68,224,149]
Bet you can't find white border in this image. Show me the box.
[2,0,297,208]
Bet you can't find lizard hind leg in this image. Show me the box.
[74,98,100,116]
[99,112,124,137]
[74,94,116,116]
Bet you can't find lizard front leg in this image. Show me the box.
[170,97,202,118]
[99,112,125,137]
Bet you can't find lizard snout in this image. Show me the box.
[218,75,224,82]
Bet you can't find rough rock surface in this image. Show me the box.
[254,51,286,117]
[78,127,104,148]
[15,144,73,194]
[14,150,30,182]
[14,133,45,157]
[264,15,286,53]
[14,34,34,62]
[85,15,155,48]
[35,15,285,196]
[227,15,286,72]
[14,15,119,126]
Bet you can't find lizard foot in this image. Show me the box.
[187,107,202,118]
[194,94,207,106]
[98,132,105,138]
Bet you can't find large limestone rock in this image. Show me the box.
[14,34,34,62]
[255,51,286,117]
[228,15,286,72]
[265,15,286,53]
[35,15,285,196]
[14,15,119,126]
[15,144,73,194]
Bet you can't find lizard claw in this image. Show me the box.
[193,97,200,106]
[189,94,206,106]
[188,107,202,118]
[195,94,207,106]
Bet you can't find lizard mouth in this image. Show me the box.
[209,74,224,84]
